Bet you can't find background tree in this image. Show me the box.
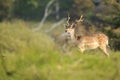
[13,0,54,20]
[0,0,14,21]
[71,0,94,17]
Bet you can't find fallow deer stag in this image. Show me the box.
[64,15,110,57]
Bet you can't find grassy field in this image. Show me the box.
[0,20,120,80]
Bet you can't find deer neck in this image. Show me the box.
[70,29,77,42]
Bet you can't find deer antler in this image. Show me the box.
[76,15,84,23]
[66,14,70,25]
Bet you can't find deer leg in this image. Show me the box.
[78,46,85,53]
[99,45,109,57]
[79,48,84,53]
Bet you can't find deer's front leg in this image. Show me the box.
[78,44,85,53]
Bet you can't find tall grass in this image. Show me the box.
[0,20,120,80]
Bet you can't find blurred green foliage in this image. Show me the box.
[13,0,46,19]
[0,1,120,80]
[0,0,119,24]
[0,17,120,80]
[0,20,57,53]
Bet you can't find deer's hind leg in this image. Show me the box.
[99,45,109,57]
[79,47,85,53]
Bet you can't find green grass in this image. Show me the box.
[0,20,120,80]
